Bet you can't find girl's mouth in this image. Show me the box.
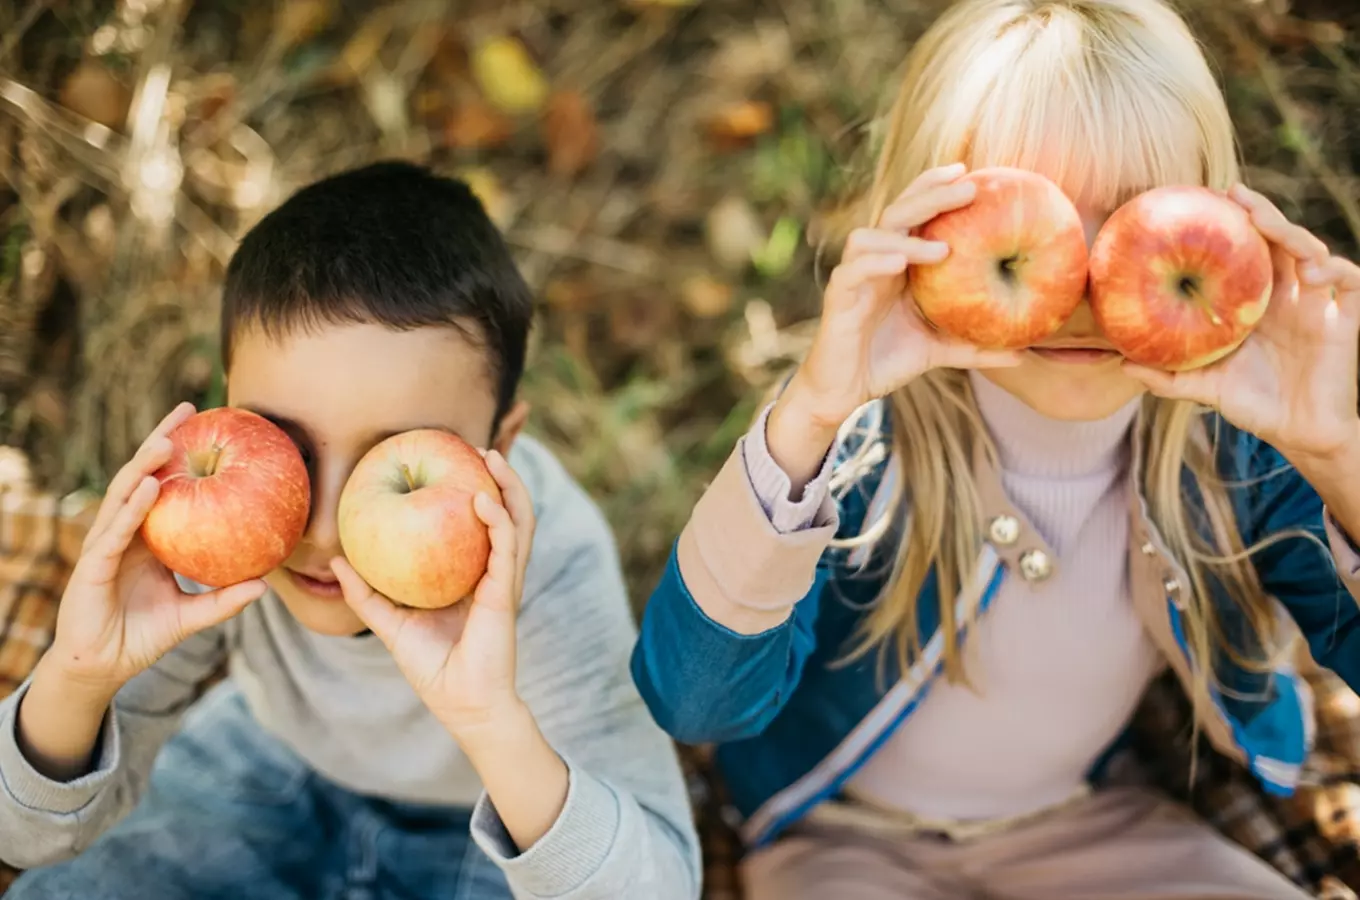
[1028,345,1122,365]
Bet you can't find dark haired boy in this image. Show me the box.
[0,161,701,900]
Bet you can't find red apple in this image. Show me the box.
[337,430,502,610]
[908,167,1089,349]
[1089,185,1272,371]
[142,407,311,587]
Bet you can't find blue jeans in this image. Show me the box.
[8,682,510,900]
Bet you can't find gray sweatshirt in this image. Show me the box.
[0,435,701,900]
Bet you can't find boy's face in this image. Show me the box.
[225,322,528,636]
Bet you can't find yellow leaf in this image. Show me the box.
[472,36,548,115]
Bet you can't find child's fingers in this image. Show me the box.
[176,579,267,637]
[886,162,968,207]
[473,491,520,612]
[483,451,536,556]
[824,253,910,313]
[878,177,977,234]
[925,337,1025,373]
[842,229,950,265]
[330,557,405,644]
[84,476,160,584]
[88,435,176,546]
[1229,185,1329,263]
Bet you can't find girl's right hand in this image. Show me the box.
[768,163,1023,483]
[44,402,267,700]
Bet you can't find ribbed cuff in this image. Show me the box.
[673,438,838,638]
[0,679,120,815]
[471,761,620,898]
[742,402,838,534]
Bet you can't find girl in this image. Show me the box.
[630,1,1360,897]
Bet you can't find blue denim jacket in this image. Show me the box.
[630,400,1360,849]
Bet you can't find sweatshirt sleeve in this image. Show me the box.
[469,494,701,900]
[0,621,227,869]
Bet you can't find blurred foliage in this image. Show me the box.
[0,0,1357,607]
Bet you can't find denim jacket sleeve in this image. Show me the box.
[630,403,882,745]
[1229,429,1360,691]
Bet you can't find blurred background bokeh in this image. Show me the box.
[1,0,1357,609]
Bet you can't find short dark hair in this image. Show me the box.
[220,160,533,423]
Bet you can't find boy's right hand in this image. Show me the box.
[769,163,1024,483]
[44,402,267,699]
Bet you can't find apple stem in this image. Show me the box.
[188,444,224,478]
[400,463,418,493]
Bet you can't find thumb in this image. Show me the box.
[1121,362,1219,406]
[177,579,268,636]
[330,557,405,644]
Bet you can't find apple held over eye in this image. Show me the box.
[1089,185,1272,371]
[337,430,502,610]
[908,166,1089,350]
[142,407,311,587]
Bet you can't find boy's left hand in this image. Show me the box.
[1123,183,1360,469]
[331,449,535,740]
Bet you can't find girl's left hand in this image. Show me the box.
[332,449,535,740]
[1124,184,1360,466]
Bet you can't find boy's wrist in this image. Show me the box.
[33,652,122,713]
[446,696,537,755]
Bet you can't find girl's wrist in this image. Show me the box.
[767,374,846,493]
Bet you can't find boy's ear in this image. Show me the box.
[490,400,530,457]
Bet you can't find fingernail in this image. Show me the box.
[1300,262,1324,283]
[945,162,966,173]
[923,241,950,259]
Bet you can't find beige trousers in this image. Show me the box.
[742,788,1310,899]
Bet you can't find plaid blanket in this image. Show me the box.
[2,485,1360,898]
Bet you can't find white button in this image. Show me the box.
[1163,576,1182,595]
[988,515,1020,546]
[1140,541,1157,556]
[1019,550,1052,582]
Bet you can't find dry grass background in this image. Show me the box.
[0,0,1357,609]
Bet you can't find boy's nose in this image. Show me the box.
[301,466,345,556]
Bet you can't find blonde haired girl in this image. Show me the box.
[631,0,1360,896]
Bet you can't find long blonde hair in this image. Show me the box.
[834,0,1290,717]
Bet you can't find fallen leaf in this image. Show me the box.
[472,36,549,115]
[543,90,599,176]
[58,60,130,130]
[444,96,515,149]
[705,100,774,150]
[274,0,334,50]
[680,275,734,319]
[705,196,766,273]
[457,167,514,229]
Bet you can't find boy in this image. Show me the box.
[0,161,701,899]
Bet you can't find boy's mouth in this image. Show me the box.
[286,568,343,599]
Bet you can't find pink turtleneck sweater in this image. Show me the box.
[744,372,1166,822]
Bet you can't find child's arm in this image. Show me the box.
[0,403,265,868]
[334,450,701,900]
[0,626,228,868]
[631,163,1023,745]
